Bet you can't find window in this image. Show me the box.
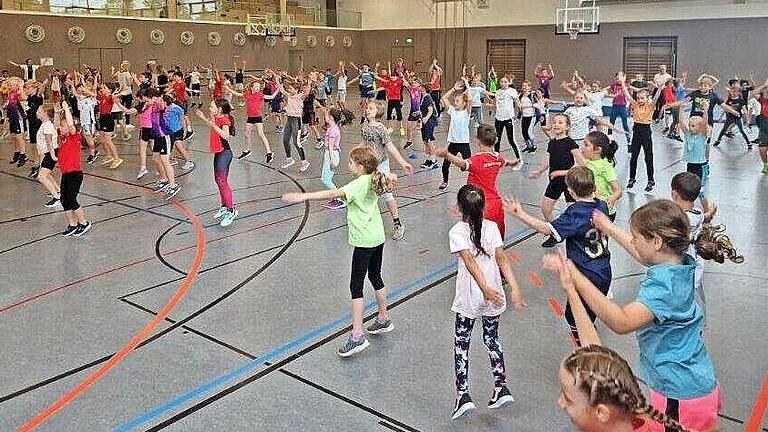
[486,39,526,82]
[623,36,677,79]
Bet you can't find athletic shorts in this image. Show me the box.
[271,100,283,113]
[386,101,403,121]
[9,112,24,135]
[337,89,347,102]
[40,151,57,171]
[485,199,505,238]
[376,90,387,101]
[111,111,123,121]
[638,385,721,432]
[408,111,421,122]
[757,115,768,147]
[98,115,115,133]
[302,112,317,126]
[247,116,263,124]
[190,83,201,94]
[120,94,134,109]
[421,120,436,142]
[687,162,709,199]
[152,135,173,155]
[545,176,575,202]
[140,127,154,142]
[377,158,395,203]
[171,129,184,143]
[360,85,374,99]
[60,171,84,211]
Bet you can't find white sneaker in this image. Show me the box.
[182,161,195,170]
[314,140,324,150]
[213,206,228,219]
[220,209,239,227]
[281,158,296,169]
[512,159,524,171]
[299,160,311,172]
[136,167,149,179]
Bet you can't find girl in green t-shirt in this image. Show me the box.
[583,131,622,221]
[282,145,398,358]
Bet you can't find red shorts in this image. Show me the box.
[485,199,505,239]
[638,384,721,432]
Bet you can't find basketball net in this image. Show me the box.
[568,25,580,40]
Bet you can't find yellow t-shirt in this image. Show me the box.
[631,101,655,124]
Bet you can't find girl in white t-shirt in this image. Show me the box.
[449,184,526,421]
[35,106,61,207]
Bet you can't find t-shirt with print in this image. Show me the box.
[449,220,506,319]
[172,81,187,103]
[359,71,375,88]
[165,103,184,133]
[36,121,58,155]
[382,77,404,101]
[547,199,612,288]
[564,106,600,140]
[494,88,518,121]
[635,254,716,399]
[408,87,423,114]
[630,101,655,124]
[469,85,485,107]
[723,95,746,118]
[687,90,723,123]
[467,152,504,203]
[586,158,618,215]
[361,122,391,162]
[447,105,471,143]
[547,137,579,173]
[683,132,708,164]
[584,90,606,114]
[325,124,341,151]
[78,97,97,127]
[341,174,385,248]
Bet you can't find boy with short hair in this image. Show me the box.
[436,124,519,238]
[504,166,612,346]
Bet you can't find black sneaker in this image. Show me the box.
[451,393,476,421]
[626,179,636,189]
[16,154,28,167]
[44,197,61,208]
[61,225,78,237]
[541,235,558,248]
[439,182,448,190]
[713,141,720,147]
[164,184,181,200]
[28,165,39,178]
[420,160,434,169]
[488,386,515,409]
[73,222,92,236]
[10,152,20,164]
[238,150,252,160]
[725,131,734,138]
[86,150,99,164]
[265,152,275,164]
[644,181,655,192]
[153,180,169,191]
[185,130,195,140]
[403,141,413,150]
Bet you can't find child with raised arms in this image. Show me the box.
[226,78,278,162]
[439,79,472,190]
[582,131,622,222]
[315,102,355,210]
[282,145,398,357]
[449,184,526,421]
[196,100,238,227]
[56,101,92,237]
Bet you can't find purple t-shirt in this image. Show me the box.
[611,82,627,106]
[325,124,341,151]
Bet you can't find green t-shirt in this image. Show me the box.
[488,77,498,93]
[341,174,386,247]
[586,158,618,214]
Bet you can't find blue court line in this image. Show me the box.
[114,228,533,431]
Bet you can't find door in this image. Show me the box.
[289,50,304,74]
[623,37,677,78]
[78,48,124,78]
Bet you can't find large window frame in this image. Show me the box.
[622,36,678,79]
[485,39,526,83]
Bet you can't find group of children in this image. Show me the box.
[1,57,756,432]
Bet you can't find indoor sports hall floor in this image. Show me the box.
[0,97,766,431]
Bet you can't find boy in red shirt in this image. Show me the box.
[169,71,194,140]
[376,65,405,136]
[56,101,91,237]
[436,124,520,237]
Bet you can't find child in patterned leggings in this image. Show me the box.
[449,185,525,421]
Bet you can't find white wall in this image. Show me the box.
[361,0,768,29]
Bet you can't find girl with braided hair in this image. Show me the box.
[544,200,744,432]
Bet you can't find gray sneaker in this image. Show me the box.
[366,317,394,335]
[337,335,370,357]
[392,222,405,241]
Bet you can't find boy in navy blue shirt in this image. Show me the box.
[504,166,612,345]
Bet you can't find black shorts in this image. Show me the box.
[408,111,421,122]
[302,112,317,126]
[171,129,184,143]
[190,83,201,94]
[111,111,123,121]
[40,151,57,170]
[544,176,575,202]
[9,113,23,135]
[140,127,155,142]
[152,135,173,155]
[421,120,436,142]
[247,116,263,124]
[270,100,283,113]
[387,101,403,121]
[60,171,84,211]
[360,85,375,99]
[376,90,387,101]
[99,115,115,133]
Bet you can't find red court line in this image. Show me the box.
[18,199,206,431]
[746,372,768,432]
[527,270,544,288]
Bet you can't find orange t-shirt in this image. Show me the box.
[631,101,654,124]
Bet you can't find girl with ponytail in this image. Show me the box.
[282,145,398,358]
[448,184,526,421]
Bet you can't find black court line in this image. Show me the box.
[0,194,142,225]
[378,420,412,432]
[118,298,422,432]
[143,231,538,430]
[0,166,311,405]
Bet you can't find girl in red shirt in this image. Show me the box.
[227,79,280,162]
[195,100,238,227]
[56,101,91,237]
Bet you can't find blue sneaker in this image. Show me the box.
[366,317,394,334]
[337,335,369,357]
